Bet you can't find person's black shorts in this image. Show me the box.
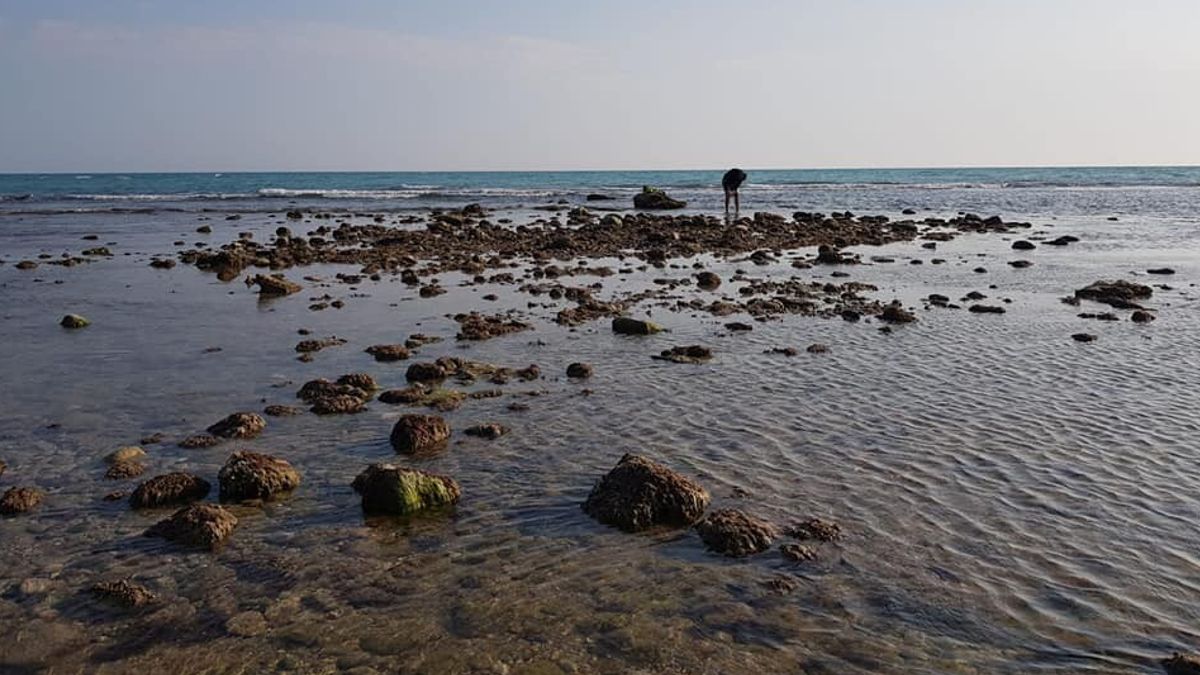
[722,168,747,192]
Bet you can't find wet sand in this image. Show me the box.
[1,204,1199,673]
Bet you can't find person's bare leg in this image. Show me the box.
[734,190,740,216]
[724,190,731,218]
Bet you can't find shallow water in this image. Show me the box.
[1,202,1199,673]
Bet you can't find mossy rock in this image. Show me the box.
[352,464,461,515]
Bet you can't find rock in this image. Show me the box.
[815,245,851,265]
[251,274,302,296]
[1,487,44,515]
[586,193,613,201]
[91,580,157,608]
[263,404,302,417]
[336,372,379,391]
[296,378,365,402]
[464,423,509,440]
[15,260,38,270]
[806,343,829,354]
[129,472,211,509]
[768,347,799,357]
[694,509,778,557]
[612,317,663,335]
[105,446,146,465]
[582,454,710,532]
[968,304,1006,314]
[780,543,817,563]
[1163,653,1200,675]
[105,461,146,480]
[1131,310,1156,323]
[218,451,301,502]
[406,361,447,382]
[1147,268,1175,275]
[1008,260,1033,268]
[207,412,266,439]
[652,345,713,364]
[566,362,593,379]
[295,336,347,353]
[1012,240,1036,250]
[196,225,213,234]
[1072,333,1097,343]
[879,303,917,324]
[1045,235,1079,246]
[454,312,533,341]
[785,517,842,542]
[226,611,268,637]
[365,344,411,362]
[149,258,176,269]
[725,322,753,332]
[60,314,90,329]
[145,503,237,551]
[179,434,221,449]
[0,460,5,478]
[1075,280,1152,308]
[696,272,721,290]
[351,464,461,515]
[389,414,451,454]
[310,394,367,415]
[633,186,686,210]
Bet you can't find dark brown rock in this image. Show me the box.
[694,509,778,557]
[145,503,237,551]
[566,362,593,379]
[582,454,710,532]
[179,434,221,449]
[696,272,721,290]
[1072,333,1097,343]
[336,372,379,391]
[1,487,44,515]
[365,344,411,362]
[879,302,917,324]
[1162,653,1200,675]
[251,274,302,296]
[464,423,509,440]
[218,451,301,502]
[91,580,157,608]
[207,412,266,440]
[612,317,663,335]
[785,517,842,542]
[1075,280,1152,308]
[129,472,211,509]
[105,461,146,480]
[1131,310,1156,323]
[390,414,451,454]
[780,543,817,563]
[406,361,447,383]
[652,345,712,364]
[263,404,302,417]
[310,394,367,415]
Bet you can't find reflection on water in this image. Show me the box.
[1,208,1199,673]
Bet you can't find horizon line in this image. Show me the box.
[2,163,1199,176]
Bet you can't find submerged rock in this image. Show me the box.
[179,433,221,449]
[336,372,379,392]
[780,543,818,563]
[1011,240,1036,250]
[879,302,917,324]
[612,317,664,335]
[390,414,451,454]
[1163,653,1200,675]
[105,446,146,465]
[105,461,146,480]
[694,509,778,557]
[310,394,367,415]
[696,272,721,290]
[207,412,266,440]
[263,404,302,417]
[1,487,44,515]
[1132,310,1157,323]
[968,304,1006,314]
[464,423,509,440]
[60,314,90,329]
[351,463,461,515]
[406,361,447,382]
[785,517,843,542]
[295,336,347,353]
[251,274,302,296]
[129,472,211,509]
[91,580,157,608]
[455,312,533,341]
[218,451,301,502]
[652,345,713,364]
[582,454,710,532]
[365,344,411,362]
[1072,333,1097,343]
[145,503,237,551]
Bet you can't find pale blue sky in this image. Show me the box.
[1,0,1197,172]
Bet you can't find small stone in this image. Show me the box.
[179,434,221,449]
[1072,333,1097,343]
[464,423,509,440]
[105,461,146,480]
[652,345,713,364]
[785,517,842,542]
[566,362,593,379]
[263,404,302,417]
[406,362,447,383]
[879,303,916,324]
[365,344,411,362]
[60,314,90,329]
[806,343,829,354]
[92,580,157,608]
[694,509,778,557]
[1011,240,1036,250]
[612,317,663,335]
[1131,310,1156,323]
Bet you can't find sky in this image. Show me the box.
[0,0,1198,172]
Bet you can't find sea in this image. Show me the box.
[1,166,1198,673]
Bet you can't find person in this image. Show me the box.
[722,168,747,217]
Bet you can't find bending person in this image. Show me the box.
[722,168,747,217]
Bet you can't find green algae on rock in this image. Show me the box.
[351,463,461,516]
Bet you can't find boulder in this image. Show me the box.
[336,372,379,391]
[60,314,90,329]
[612,317,663,335]
[694,509,778,557]
[0,487,44,515]
[390,414,451,454]
[310,394,367,415]
[145,503,237,551]
[351,464,461,515]
[251,274,302,296]
[633,186,686,210]
[207,412,266,439]
[129,472,211,509]
[696,272,721,290]
[406,361,447,383]
[1011,240,1036,250]
[218,451,301,502]
[582,454,710,532]
[879,302,917,324]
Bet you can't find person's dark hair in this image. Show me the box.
[722,168,747,191]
